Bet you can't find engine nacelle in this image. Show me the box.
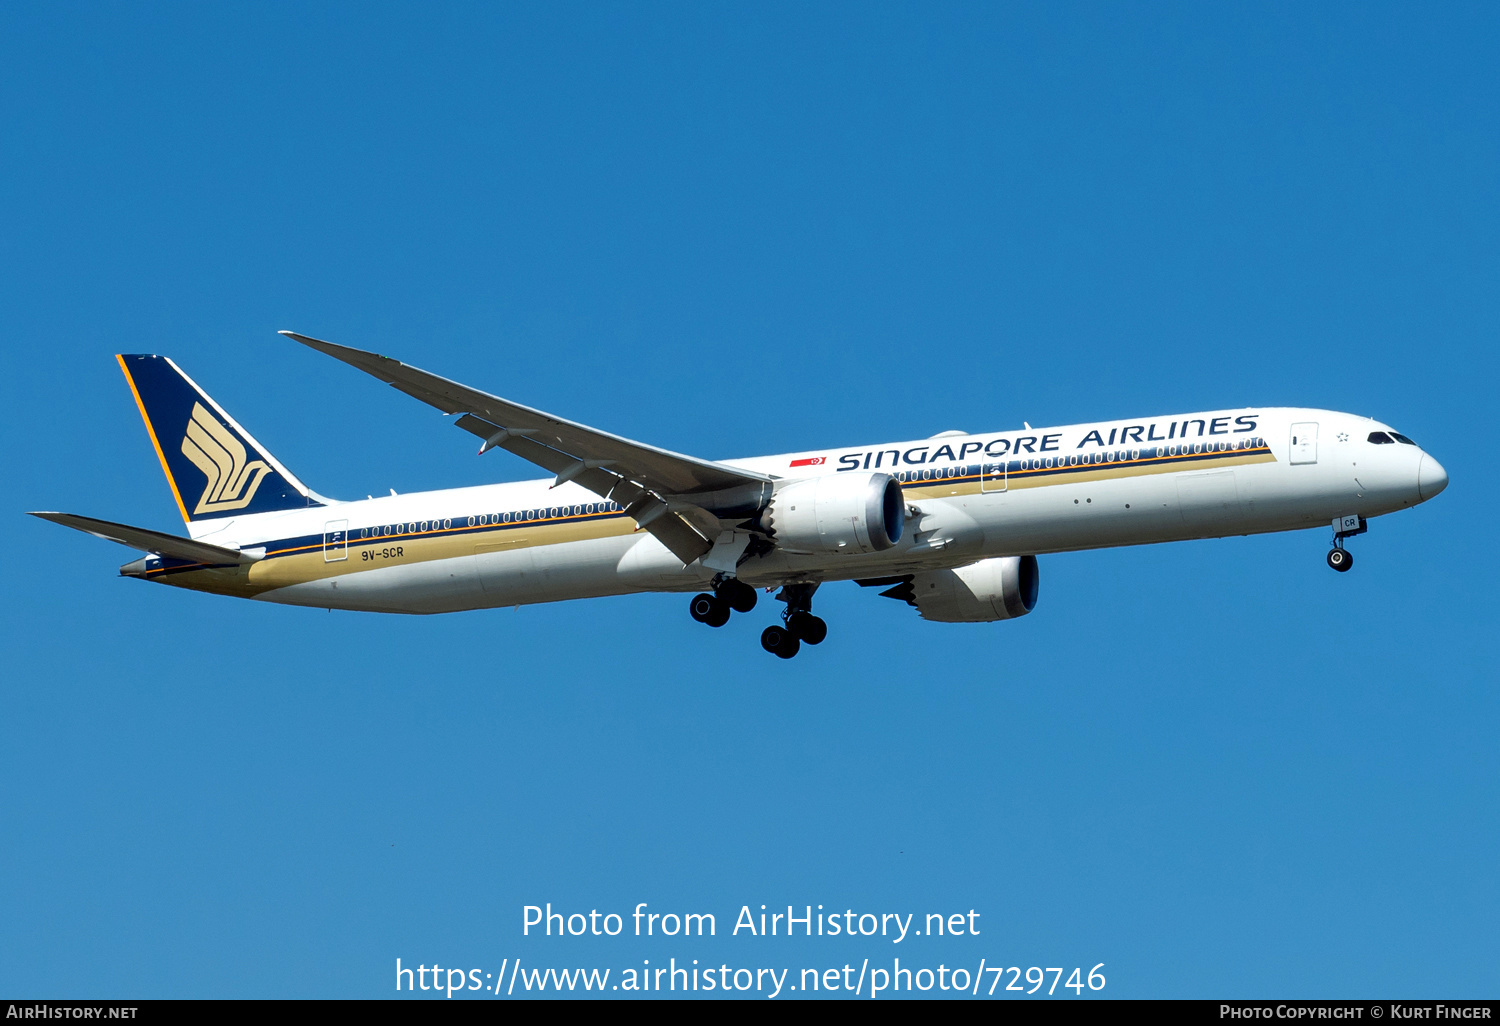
[764,472,904,555]
[909,555,1039,622]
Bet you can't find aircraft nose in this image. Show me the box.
[1418,454,1449,501]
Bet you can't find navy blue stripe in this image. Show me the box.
[142,509,635,578]
[143,442,1272,579]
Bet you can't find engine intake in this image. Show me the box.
[903,555,1039,622]
[763,472,904,555]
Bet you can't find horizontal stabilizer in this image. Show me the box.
[27,512,258,565]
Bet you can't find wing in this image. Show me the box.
[280,332,773,564]
[28,511,259,564]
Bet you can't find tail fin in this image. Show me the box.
[116,354,325,525]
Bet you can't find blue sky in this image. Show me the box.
[2,2,1495,998]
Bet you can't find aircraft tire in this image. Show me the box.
[1327,548,1353,572]
[788,612,827,645]
[718,579,758,613]
[690,593,719,623]
[761,625,800,659]
[704,600,730,627]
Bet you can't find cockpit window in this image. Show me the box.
[1367,432,1394,444]
[1390,432,1417,445]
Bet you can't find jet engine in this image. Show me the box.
[899,555,1039,622]
[763,472,905,554]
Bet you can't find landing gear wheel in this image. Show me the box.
[1327,548,1353,572]
[690,593,730,626]
[787,612,827,645]
[760,625,800,659]
[689,593,715,622]
[717,578,758,613]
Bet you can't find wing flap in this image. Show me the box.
[635,509,717,565]
[29,511,257,565]
[453,413,716,563]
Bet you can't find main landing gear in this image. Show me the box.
[688,577,827,659]
[760,583,826,660]
[688,576,757,628]
[1327,515,1367,573]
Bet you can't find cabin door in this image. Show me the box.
[1289,422,1318,465]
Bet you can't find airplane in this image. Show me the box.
[30,332,1450,658]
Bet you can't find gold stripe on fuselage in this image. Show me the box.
[145,445,1277,597]
[144,511,641,597]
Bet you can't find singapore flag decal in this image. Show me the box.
[789,456,827,468]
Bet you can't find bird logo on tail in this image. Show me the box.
[180,402,272,514]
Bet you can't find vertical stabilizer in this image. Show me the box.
[116,354,325,525]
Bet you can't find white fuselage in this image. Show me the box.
[131,407,1445,613]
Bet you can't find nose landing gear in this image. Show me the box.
[1327,514,1366,573]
